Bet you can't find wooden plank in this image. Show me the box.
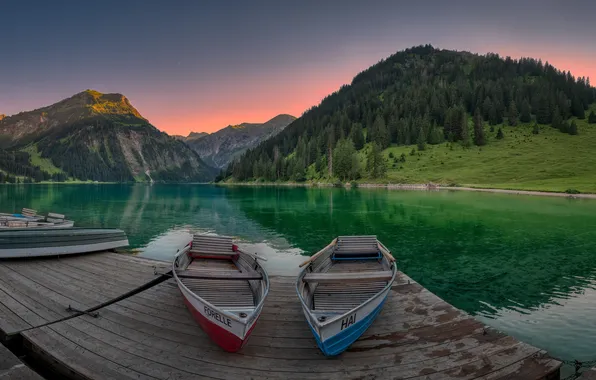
[189,250,236,256]
[0,342,44,379]
[303,270,393,283]
[177,271,262,280]
[580,368,596,380]
[22,327,156,380]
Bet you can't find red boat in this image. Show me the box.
[172,234,269,352]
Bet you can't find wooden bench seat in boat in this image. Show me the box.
[179,259,262,280]
[333,235,381,259]
[302,270,393,283]
[189,235,237,258]
[313,281,387,311]
[178,258,257,309]
[176,270,262,280]
[179,278,256,308]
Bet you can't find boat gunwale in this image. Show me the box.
[172,243,270,331]
[295,238,397,329]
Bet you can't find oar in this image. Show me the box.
[238,249,268,261]
[377,242,396,263]
[299,238,338,268]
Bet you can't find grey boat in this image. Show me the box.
[0,228,129,259]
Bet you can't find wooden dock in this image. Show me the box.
[580,368,596,379]
[1,342,43,379]
[0,252,561,379]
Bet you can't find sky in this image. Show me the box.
[1,0,595,135]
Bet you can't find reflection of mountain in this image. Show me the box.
[230,186,596,316]
[0,184,289,251]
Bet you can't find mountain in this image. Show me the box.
[225,45,596,191]
[186,114,296,169]
[186,132,209,141]
[172,132,208,142]
[0,90,216,182]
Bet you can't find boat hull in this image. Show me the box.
[303,286,391,356]
[178,281,259,352]
[0,228,129,258]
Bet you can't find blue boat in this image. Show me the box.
[296,235,396,356]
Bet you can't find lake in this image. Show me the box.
[1,183,595,371]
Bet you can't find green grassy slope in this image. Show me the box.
[21,144,64,175]
[382,105,596,193]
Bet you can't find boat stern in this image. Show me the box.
[311,295,389,356]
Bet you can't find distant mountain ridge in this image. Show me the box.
[187,132,209,141]
[186,114,296,169]
[0,90,216,182]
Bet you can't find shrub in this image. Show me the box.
[532,124,540,135]
[565,188,581,194]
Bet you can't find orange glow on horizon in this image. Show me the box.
[139,67,360,136]
[141,46,594,136]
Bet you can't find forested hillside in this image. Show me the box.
[0,90,216,182]
[224,45,596,191]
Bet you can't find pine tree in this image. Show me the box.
[482,97,493,121]
[508,102,518,126]
[520,100,532,123]
[350,123,365,150]
[427,126,443,145]
[460,112,471,147]
[572,95,585,119]
[536,96,551,124]
[371,115,390,148]
[551,106,563,131]
[416,126,426,151]
[489,103,498,126]
[327,128,334,177]
[569,120,579,135]
[333,139,359,180]
[589,110,596,124]
[473,109,486,146]
[532,123,540,135]
[366,143,387,179]
[496,128,504,140]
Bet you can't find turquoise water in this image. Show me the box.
[1,184,595,375]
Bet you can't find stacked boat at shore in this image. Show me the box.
[0,207,129,259]
[0,208,74,228]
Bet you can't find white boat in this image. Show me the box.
[296,235,397,356]
[173,235,269,352]
[0,228,129,258]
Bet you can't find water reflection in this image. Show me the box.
[1,184,595,362]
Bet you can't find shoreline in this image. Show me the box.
[4,180,593,199]
[217,181,596,199]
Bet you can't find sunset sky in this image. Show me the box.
[1,0,595,135]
